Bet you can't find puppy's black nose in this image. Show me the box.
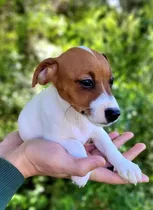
[105,108,120,123]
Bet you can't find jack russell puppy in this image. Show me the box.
[18,46,142,187]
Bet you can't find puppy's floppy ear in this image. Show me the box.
[32,58,57,87]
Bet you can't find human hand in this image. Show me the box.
[0,131,149,184]
[85,131,149,184]
[0,132,105,178]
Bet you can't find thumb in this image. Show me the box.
[70,156,106,177]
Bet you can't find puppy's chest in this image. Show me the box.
[50,119,92,145]
[70,125,91,144]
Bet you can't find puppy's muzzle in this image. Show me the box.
[105,108,120,123]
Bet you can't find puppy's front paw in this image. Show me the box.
[71,172,91,188]
[115,159,142,185]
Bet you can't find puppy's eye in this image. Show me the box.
[109,77,114,88]
[79,79,94,89]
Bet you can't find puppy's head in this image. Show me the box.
[32,46,120,126]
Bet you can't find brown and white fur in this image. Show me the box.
[18,46,142,187]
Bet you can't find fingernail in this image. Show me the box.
[142,175,149,182]
[125,132,134,138]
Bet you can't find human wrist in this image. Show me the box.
[2,145,35,178]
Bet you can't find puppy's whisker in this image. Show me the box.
[64,105,73,121]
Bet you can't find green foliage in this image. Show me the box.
[0,0,153,209]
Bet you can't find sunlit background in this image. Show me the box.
[0,0,153,209]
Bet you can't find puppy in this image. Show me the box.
[18,46,142,187]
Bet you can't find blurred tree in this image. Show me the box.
[119,0,146,12]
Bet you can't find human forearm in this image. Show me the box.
[0,158,24,210]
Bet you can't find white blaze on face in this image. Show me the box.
[77,46,119,125]
[89,93,120,125]
[77,46,96,57]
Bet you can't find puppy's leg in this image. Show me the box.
[59,139,91,187]
[92,128,142,184]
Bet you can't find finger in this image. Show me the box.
[85,132,134,156]
[85,132,119,154]
[86,132,121,156]
[90,167,149,184]
[0,132,23,156]
[49,173,69,178]
[90,148,104,157]
[2,131,23,146]
[112,132,134,148]
[104,143,146,168]
[86,131,131,155]
[84,144,96,153]
[68,156,106,177]
[109,131,120,140]
[123,143,146,161]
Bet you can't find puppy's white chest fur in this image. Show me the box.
[18,86,92,144]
